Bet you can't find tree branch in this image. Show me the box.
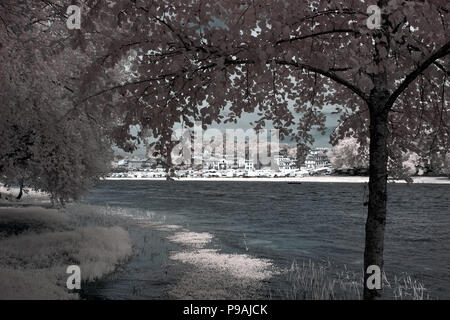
[276,29,359,46]
[275,59,369,104]
[386,40,450,110]
[433,61,450,76]
[79,73,177,104]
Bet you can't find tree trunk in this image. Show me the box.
[363,94,390,299]
[16,179,24,200]
[362,0,392,299]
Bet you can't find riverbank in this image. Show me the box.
[105,176,450,184]
[0,184,52,207]
[0,188,133,299]
[80,206,280,300]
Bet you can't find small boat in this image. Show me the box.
[287,182,302,185]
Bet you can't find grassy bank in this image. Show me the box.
[0,205,133,299]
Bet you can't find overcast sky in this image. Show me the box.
[118,103,340,157]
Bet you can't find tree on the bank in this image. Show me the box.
[328,135,449,177]
[3,1,448,299]
[327,137,369,171]
[76,0,448,299]
[0,0,113,204]
[327,137,427,177]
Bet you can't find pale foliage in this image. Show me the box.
[328,137,369,169]
[0,1,113,203]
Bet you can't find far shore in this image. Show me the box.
[104,176,450,184]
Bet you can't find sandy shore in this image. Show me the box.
[104,176,450,184]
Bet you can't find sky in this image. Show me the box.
[118,104,340,157]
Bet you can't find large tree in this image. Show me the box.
[0,0,113,204]
[74,1,448,299]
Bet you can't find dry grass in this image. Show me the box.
[385,274,430,300]
[284,260,361,300]
[283,260,430,300]
[0,206,133,299]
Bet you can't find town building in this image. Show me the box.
[245,159,255,171]
[304,148,331,170]
[273,155,297,171]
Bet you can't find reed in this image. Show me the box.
[284,260,430,300]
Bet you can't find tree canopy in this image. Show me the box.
[69,1,448,168]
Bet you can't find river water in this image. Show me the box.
[80,180,450,299]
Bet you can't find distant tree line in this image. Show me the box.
[328,137,449,179]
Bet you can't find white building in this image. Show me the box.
[245,159,255,171]
[224,155,246,169]
[203,155,247,170]
[304,148,330,170]
[274,155,296,170]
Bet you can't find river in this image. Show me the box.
[80,180,450,299]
